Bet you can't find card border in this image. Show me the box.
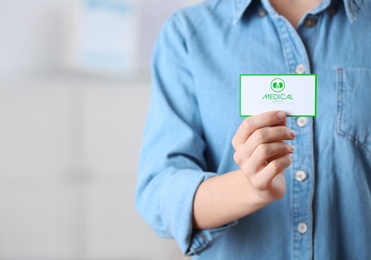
[239,74,318,118]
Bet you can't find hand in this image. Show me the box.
[232,111,295,203]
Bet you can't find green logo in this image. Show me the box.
[270,78,285,93]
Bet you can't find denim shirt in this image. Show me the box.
[136,0,371,259]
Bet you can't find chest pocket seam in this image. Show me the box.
[336,67,371,155]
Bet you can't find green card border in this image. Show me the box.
[239,74,318,118]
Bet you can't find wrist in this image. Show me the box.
[236,170,273,210]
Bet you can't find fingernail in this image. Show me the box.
[289,145,294,152]
[290,130,296,138]
[276,111,286,119]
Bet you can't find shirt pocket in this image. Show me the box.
[336,67,371,155]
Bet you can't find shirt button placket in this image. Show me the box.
[271,11,314,258]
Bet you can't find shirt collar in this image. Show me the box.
[233,0,253,24]
[343,0,367,22]
[233,0,368,24]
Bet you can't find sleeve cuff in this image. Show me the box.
[185,220,238,256]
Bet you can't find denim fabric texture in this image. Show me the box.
[136,0,371,259]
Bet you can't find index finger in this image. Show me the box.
[232,111,287,148]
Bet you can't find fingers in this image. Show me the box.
[247,142,294,172]
[233,127,296,165]
[250,155,292,191]
[232,111,287,149]
[231,111,295,196]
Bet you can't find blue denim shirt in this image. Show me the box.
[136,0,371,259]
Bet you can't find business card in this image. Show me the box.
[240,74,317,117]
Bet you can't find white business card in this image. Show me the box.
[240,74,317,117]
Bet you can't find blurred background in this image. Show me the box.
[0,0,201,259]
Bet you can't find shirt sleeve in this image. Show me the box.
[135,13,237,256]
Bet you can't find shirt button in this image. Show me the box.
[328,8,337,16]
[297,117,307,127]
[298,222,308,234]
[296,170,307,182]
[258,9,266,17]
[304,17,317,28]
[295,64,306,74]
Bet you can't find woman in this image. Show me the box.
[136,0,371,258]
